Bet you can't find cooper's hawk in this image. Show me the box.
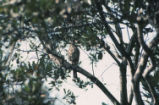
[68,44,80,79]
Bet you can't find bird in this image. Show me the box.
[68,44,80,79]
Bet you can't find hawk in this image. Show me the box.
[68,44,80,79]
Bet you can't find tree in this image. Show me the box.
[0,0,159,105]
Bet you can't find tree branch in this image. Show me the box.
[131,26,159,105]
[128,87,134,105]
[115,23,123,44]
[143,33,159,77]
[103,42,121,66]
[94,0,129,59]
[144,76,159,105]
[119,58,128,105]
[5,40,17,66]
[132,53,148,105]
[136,23,156,71]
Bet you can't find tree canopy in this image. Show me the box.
[0,0,159,105]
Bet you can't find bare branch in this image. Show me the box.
[94,0,129,59]
[144,76,159,105]
[128,87,134,105]
[143,33,159,77]
[115,23,123,44]
[5,41,17,66]
[136,23,155,66]
[119,58,128,105]
[103,43,121,66]
[131,27,159,105]
[95,37,121,66]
